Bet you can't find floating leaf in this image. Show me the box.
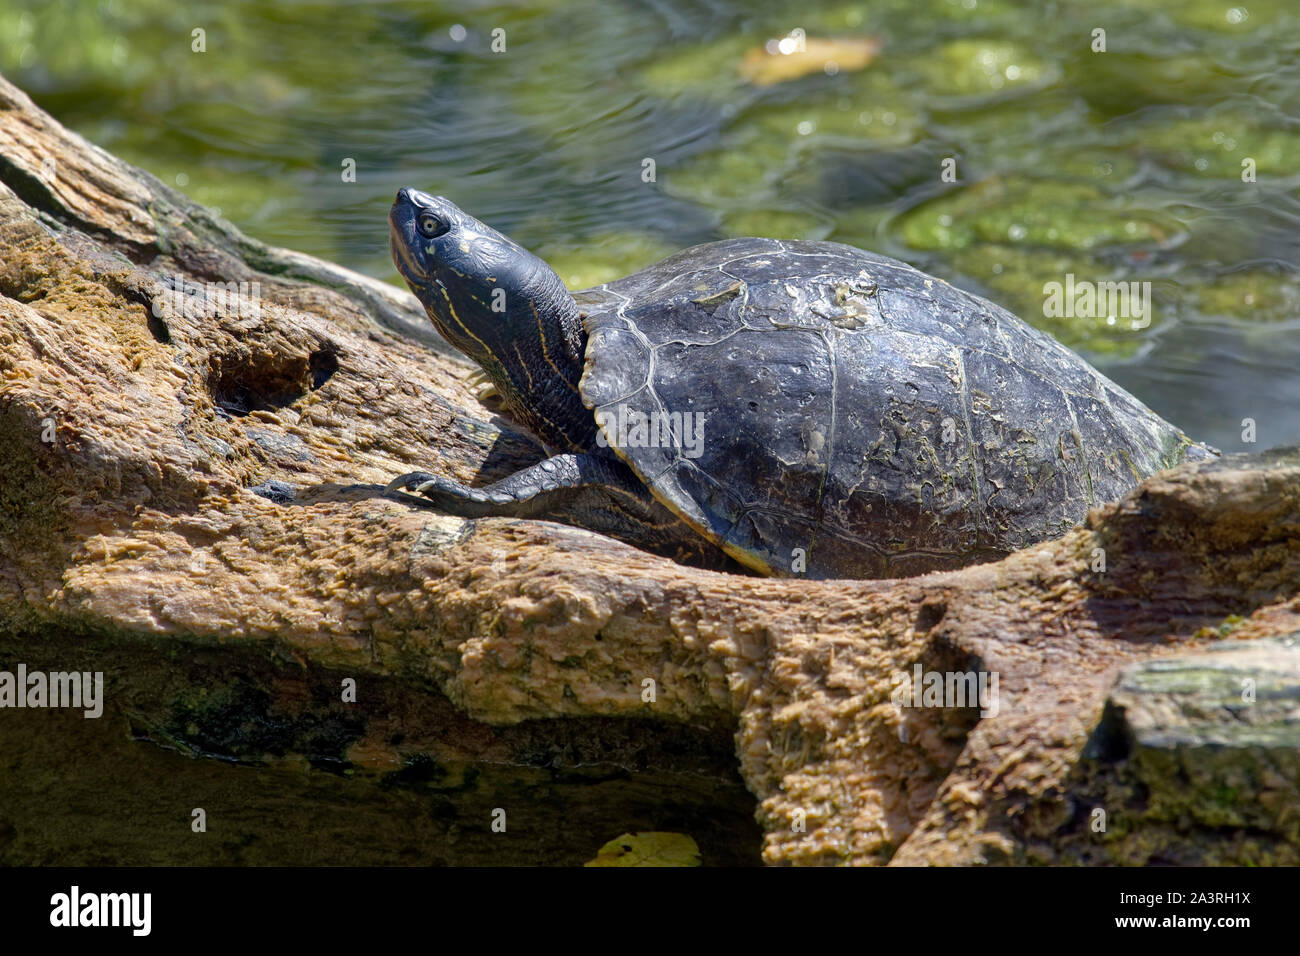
[585,831,702,867]
[739,34,882,86]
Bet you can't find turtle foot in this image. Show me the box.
[384,470,513,515]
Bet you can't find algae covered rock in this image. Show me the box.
[1097,637,1300,834]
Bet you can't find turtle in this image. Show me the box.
[385,188,1215,579]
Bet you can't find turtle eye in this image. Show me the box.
[418,214,447,238]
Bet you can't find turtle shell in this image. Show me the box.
[577,238,1202,579]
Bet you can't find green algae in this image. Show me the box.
[897,179,1181,252]
[536,232,680,291]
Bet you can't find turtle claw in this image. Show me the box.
[385,471,475,507]
[464,369,499,401]
[384,471,440,495]
[384,468,507,517]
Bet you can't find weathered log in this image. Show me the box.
[2,72,1298,865]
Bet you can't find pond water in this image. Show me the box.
[4,0,1299,450]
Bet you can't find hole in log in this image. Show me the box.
[147,311,171,344]
[207,349,313,416]
[915,598,947,633]
[1083,700,1134,763]
[309,348,339,389]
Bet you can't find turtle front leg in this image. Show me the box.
[385,452,742,573]
[385,452,650,520]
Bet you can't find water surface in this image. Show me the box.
[4,0,1299,449]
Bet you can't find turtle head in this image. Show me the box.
[390,190,551,367]
[389,189,593,449]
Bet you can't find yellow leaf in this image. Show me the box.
[585,831,702,867]
[739,35,882,87]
